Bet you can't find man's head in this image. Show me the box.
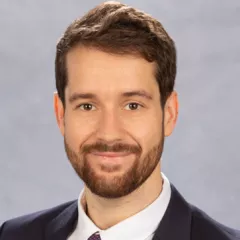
[54,1,178,198]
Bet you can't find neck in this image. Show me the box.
[82,163,163,230]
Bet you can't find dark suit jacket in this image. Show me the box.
[0,184,239,240]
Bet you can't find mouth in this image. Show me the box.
[89,151,133,165]
[91,152,131,157]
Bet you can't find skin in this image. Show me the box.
[54,46,179,229]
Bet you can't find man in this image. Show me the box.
[0,1,239,240]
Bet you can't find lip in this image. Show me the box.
[91,152,131,158]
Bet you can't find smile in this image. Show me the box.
[91,152,132,158]
[89,152,133,165]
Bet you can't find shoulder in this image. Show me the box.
[190,204,240,240]
[0,200,76,240]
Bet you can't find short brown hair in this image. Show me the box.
[55,1,177,108]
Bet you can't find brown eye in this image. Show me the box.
[125,103,142,110]
[79,104,96,111]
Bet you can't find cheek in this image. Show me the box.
[126,113,162,141]
[64,113,97,150]
[136,124,162,152]
[64,108,163,151]
[124,121,162,161]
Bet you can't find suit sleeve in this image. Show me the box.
[0,222,6,238]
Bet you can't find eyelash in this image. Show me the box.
[76,102,144,111]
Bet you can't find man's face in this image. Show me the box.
[55,46,177,198]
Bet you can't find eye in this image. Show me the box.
[76,103,142,111]
[125,102,142,110]
[78,103,96,111]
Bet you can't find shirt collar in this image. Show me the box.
[72,172,171,240]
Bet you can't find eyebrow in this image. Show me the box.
[68,90,153,103]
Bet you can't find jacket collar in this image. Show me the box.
[152,184,192,240]
[45,201,78,240]
[45,184,192,240]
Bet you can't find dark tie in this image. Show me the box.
[88,232,101,240]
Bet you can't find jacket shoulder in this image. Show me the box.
[0,200,76,240]
[190,204,240,240]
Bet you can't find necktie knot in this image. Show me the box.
[88,231,101,240]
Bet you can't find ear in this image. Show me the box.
[54,92,65,136]
[163,91,179,137]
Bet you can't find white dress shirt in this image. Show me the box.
[68,172,171,240]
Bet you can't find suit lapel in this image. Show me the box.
[44,184,192,240]
[45,200,78,240]
[153,184,192,240]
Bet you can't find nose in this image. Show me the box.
[95,109,124,142]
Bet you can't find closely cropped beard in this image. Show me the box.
[64,131,164,198]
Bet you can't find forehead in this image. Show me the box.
[65,46,159,95]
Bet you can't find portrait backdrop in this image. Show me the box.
[0,0,240,228]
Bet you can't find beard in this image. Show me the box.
[64,128,164,199]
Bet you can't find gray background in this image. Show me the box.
[0,0,240,228]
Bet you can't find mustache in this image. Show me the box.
[81,142,141,154]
